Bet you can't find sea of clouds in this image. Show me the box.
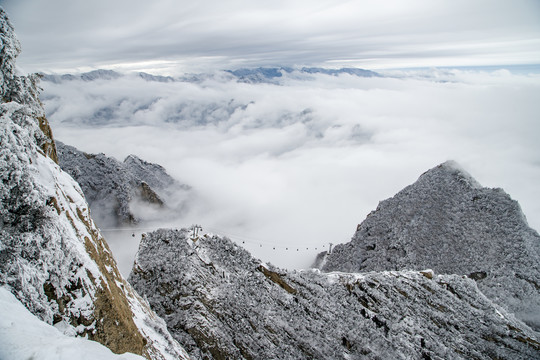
[40,68,540,271]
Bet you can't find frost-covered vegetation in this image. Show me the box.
[323,161,540,331]
[56,141,191,227]
[130,228,540,359]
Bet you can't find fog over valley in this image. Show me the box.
[40,68,540,271]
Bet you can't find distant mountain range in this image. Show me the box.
[41,66,381,85]
[42,69,174,84]
[223,66,380,83]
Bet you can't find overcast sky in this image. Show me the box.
[2,0,540,74]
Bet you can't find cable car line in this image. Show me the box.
[99,224,332,253]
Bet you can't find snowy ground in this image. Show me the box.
[0,287,144,360]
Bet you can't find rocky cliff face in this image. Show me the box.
[322,161,540,331]
[0,8,189,359]
[56,141,191,227]
[129,228,540,359]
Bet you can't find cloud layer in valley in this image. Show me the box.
[40,69,540,271]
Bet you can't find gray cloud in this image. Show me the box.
[2,0,540,73]
[41,69,540,270]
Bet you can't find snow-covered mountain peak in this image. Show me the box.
[56,142,191,229]
[322,161,540,331]
[417,160,483,190]
[123,154,180,190]
[80,69,122,82]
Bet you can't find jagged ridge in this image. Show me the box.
[129,228,540,359]
[56,141,191,227]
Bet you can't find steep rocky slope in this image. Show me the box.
[322,161,540,331]
[56,141,191,227]
[130,228,540,359]
[0,8,189,359]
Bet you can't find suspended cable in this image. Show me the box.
[204,225,328,250]
[100,224,331,253]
